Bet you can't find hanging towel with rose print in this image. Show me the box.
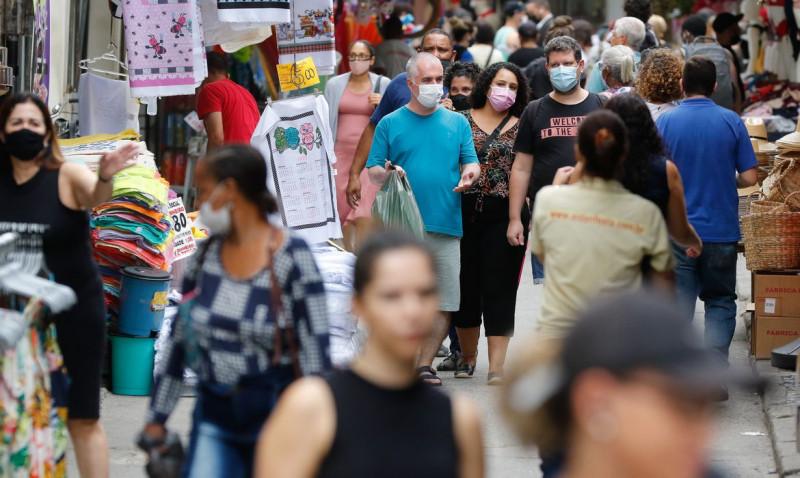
[277,0,336,76]
[216,0,290,24]
[251,95,342,244]
[121,0,207,98]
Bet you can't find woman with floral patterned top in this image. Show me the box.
[451,63,530,385]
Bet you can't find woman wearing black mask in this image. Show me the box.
[0,93,138,477]
[443,61,482,111]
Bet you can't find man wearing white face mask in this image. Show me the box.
[366,52,481,387]
[507,36,603,283]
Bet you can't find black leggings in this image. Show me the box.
[453,196,528,337]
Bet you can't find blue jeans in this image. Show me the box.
[672,242,738,358]
[448,325,461,354]
[531,253,544,282]
[184,417,257,478]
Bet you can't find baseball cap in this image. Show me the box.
[504,1,525,18]
[507,291,763,413]
[682,14,709,37]
[712,12,744,34]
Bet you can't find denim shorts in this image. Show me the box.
[424,232,461,312]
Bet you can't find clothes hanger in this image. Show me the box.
[79,41,128,79]
[0,234,77,314]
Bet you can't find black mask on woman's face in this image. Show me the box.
[3,129,46,161]
[450,94,472,111]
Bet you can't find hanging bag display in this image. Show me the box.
[371,170,426,239]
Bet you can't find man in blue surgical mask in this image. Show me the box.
[506,36,603,284]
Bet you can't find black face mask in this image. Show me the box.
[3,129,46,161]
[451,94,472,111]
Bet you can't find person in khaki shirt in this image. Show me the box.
[530,110,674,339]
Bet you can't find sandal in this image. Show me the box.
[417,366,442,386]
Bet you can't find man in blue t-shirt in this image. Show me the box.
[367,52,480,386]
[657,56,757,362]
[345,29,456,209]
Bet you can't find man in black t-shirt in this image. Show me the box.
[507,35,603,256]
[508,22,544,68]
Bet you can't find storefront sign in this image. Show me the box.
[276,56,320,92]
[168,197,197,262]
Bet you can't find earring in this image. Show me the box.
[586,410,618,443]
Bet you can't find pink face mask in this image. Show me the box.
[349,59,370,76]
[488,86,516,112]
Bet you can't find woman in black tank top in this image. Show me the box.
[255,232,485,478]
[0,94,139,476]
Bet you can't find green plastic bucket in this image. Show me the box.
[110,334,156,396]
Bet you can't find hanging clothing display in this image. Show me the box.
[121,0,207,98]
[277,0,336,75]
[78,73,141,136]
[216,0,291,23]
[0,300,68,478]
[251,95,342,244]
[199,0,273,52]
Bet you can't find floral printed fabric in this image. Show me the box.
[0,300,68,478]
[121,0,207,98]
[463,110,519,199]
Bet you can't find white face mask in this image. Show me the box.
[416,83,443,108]
[199,201,231,235]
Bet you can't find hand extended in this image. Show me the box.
[98,142,139,181]
[454,163,480,192]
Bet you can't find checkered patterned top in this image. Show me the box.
[148,233,331,424]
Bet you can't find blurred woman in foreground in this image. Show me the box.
[255,232,484,478]
[503,291,752,478]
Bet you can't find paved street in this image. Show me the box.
[72,256,778,477]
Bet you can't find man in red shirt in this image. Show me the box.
[197,52,261,150]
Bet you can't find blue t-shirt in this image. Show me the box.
[656,97,757,242]
[370,73,412,126]
[367,106,479,237]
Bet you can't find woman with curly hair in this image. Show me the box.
[606,94,702,257]
[637,49,683,120]
[451,62,530,384]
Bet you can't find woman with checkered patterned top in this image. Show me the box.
[139,145,331,477]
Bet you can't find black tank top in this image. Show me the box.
[0,165,101,295]
[317,369,458,478]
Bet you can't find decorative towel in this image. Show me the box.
[216,0,290,24]
[277,0,336,76]
[121,0,207,98]
[199,0,273,52]
[251,95,342,244]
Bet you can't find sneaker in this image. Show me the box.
[437,352,460,372]
[487,372,504,386]
[454,360,475,378]
[436,344,450,358]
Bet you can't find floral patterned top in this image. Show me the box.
[462,110,519,199]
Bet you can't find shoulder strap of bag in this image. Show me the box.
[485,46,496,69]
[373,76,382,94]
[477,112,513,160]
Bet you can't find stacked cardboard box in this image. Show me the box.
[751,271,800,358]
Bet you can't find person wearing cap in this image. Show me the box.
[713,12,746,108]
[656,56,757,361]
[501,291,758,478]
[681,13,740,112]
[495,2,526,59]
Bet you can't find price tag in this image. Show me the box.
[168,197,197,262]
[276,56,320,92]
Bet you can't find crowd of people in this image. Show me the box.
[0,0,763,475]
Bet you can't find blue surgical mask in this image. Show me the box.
[549,65,579,93]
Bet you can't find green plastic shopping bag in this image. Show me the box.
[371,170,425,239]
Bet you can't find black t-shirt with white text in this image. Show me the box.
[513,93,603,200]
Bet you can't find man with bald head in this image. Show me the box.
[366,53,481,386]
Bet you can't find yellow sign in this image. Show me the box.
[277,56,321,92]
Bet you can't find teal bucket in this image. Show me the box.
[119,266,171,337]
[110,334,156,396]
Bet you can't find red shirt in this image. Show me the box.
[196,78,261,144]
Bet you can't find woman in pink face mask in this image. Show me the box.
[448,62,530,385]
[323,41,390,251]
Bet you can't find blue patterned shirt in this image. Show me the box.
[148,233,331,424]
